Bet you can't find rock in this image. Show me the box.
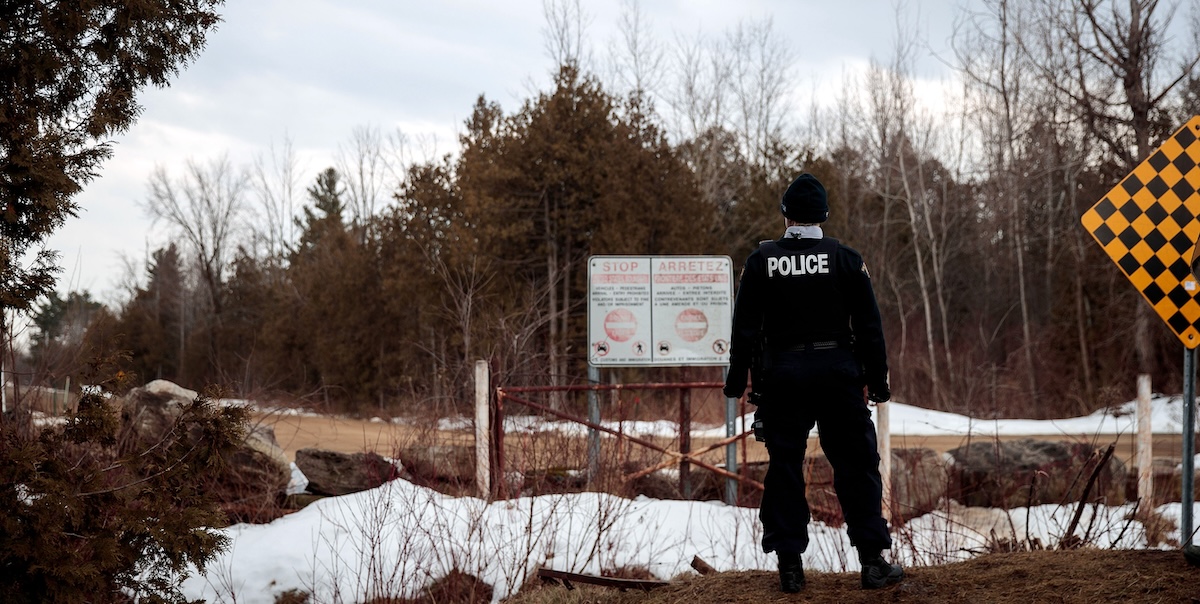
[121,387,185,442]
[634,447,947,521]
[625,466,680,500]
[948,439,1128,508]
[294,448,404,496]
[143,379,198,402]
[245,423,291,471]
[399,444,476,485]
[121,380,291,523]
[737,461,769,507]
[805,454,843,526]
[889,448,950,522]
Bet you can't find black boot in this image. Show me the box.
[777,551,805,593]
[860,554,903,589]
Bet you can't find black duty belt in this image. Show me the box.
[775,340,850,352]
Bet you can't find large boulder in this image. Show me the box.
[122,387,187,442]
[889,448,950,522]
[121,381,291,523]
[948,439,1128,508]
[143,379,198,402]
[805,454,843,526]
[399,444,476,489]
[294,448,404,496]
[694,461,769,506]
[623,462,681,500]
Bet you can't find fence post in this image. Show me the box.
[679,381,692,499]
[876,400,891,522]
[587,364,601,484]
[1137,375,1153,508]
[723,366,738,506]
[474,360,490,499]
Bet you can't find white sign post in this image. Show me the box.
[587,255,733,367]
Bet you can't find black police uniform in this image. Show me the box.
[725,232,891,557]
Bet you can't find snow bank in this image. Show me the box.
[180,476,1199,604]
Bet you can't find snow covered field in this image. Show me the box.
[180,396,1200,604]
[437,394,1197,440]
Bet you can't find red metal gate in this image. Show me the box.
[490,381,763,502]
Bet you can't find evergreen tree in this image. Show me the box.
[1,0,225,344]
[28,290,104,380]
[287,168,386,408]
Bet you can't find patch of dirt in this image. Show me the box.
[250,412,472,460]
[505,549,1200,604]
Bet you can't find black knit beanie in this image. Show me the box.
[780,173,829,223]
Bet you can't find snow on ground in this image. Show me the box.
[180,475,1200,604]
[178,395,1200,604]
[437,395,1194,440]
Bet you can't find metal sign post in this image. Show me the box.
[1184,348,1197,546]
[1082,116,1200,548]
[587,364,601,483]
[723,366,738,506]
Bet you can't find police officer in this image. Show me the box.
[723,173,903,593]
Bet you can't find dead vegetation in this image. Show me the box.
[504,549,1200,604]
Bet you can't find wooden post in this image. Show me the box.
[679,382,692,499]
[474,360,490,499]
[1137,374,1153,508]
[1,349,6,415]
[877,400,892,521]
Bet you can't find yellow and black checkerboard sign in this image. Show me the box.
[1081,116,1200,347]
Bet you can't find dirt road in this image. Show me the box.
[256,411,1186,465]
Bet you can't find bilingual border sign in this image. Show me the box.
[587,255,734,367]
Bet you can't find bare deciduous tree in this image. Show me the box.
[337,125,391,231]
[144,155,247,320]
[1031,0,1200,375]
[542,0,593,71]
[250,135,302,261]
[727,17,794,169]
[956,0,1041,399]
[607,0,665,103]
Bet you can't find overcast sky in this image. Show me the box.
[49,0,967,303]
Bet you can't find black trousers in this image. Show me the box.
[756,348,891,555]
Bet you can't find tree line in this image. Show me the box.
[20,0,1200,419]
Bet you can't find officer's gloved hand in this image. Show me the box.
[867,383,891,403]
[723,374,746,399]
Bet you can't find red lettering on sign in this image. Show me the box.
[601,260,641,272]
[656,259,723,273]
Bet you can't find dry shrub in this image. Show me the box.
[1128,507,1177,547]
[506,549,1200,604]
[273,588,311,604]
[601,565,655,580]
[361,568,492,604]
